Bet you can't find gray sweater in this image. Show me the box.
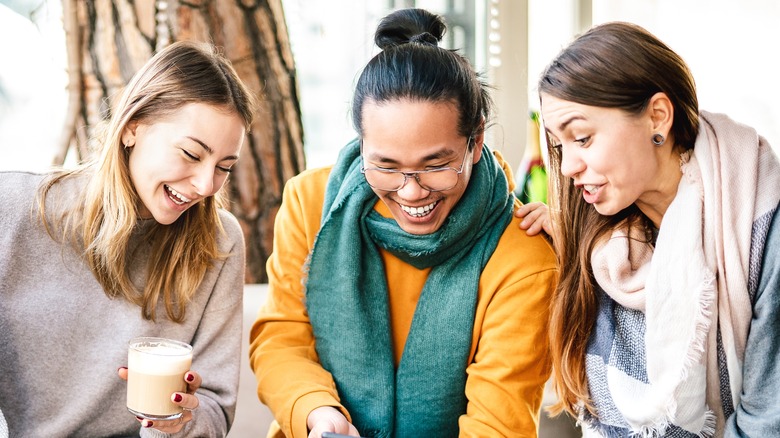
[0,171,246,438]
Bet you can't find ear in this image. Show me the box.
[648,92,674,136]
[470,120,486,164]
[471,133,485,164]
[121,120,139,148]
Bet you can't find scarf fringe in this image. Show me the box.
[582,411,670,438]
[627,410,714,438]
[677,270,717,382]
[630,424,669,438]
[636,399,679,438]
[696,410,717,438]
[583,409,715,438]
[645,271,715,437]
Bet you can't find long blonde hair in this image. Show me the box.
[39,41,255,322]
[538,22,699,417]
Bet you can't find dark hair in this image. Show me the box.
[539,21,698,149]
[351,8,490,147]
[539,22,700,418]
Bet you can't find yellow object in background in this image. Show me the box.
[515,110,547,204]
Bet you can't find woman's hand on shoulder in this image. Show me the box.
[515,202,552,236]
[118,367,202,433]
[307,406,360,438]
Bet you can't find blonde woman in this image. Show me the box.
[0,41,254,437]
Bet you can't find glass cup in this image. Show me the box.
[126,337,193,420]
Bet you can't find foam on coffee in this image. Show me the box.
[128,345,192,374]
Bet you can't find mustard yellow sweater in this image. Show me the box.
[249,165,557,437]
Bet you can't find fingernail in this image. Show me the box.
[186,373,194,382]
[143,420,154,428]
[136,416,143,421]
[118,366,128,372]
[173,393,183,402]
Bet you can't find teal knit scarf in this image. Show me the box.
[304,138,513,438]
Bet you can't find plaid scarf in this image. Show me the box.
[583,111,780,437]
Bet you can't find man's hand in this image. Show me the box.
[307,406,360,438]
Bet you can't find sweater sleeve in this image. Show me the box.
[142,211,246,438]
[725,205,780,437]
[248,169,348,438]
[460,267,556,437]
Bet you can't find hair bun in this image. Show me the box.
[409,32,439,46]
[375,8,446,50]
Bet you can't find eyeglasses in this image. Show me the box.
[360,138,473,192]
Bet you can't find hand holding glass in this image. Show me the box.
[126,337,193,420]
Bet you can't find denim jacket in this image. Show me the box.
[725,202,780,437]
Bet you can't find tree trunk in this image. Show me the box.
[60,0,305,283]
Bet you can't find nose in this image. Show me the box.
[191,166,216,197]
[396,173,429,199]
[559,145,585,178]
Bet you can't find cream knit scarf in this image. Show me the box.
[588,111,780,436]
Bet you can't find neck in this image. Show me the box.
[635,147,686,228]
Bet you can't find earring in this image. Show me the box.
[652,133,665,146]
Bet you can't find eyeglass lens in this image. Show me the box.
[363,168,460,192]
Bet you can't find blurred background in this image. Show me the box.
[2,0,778,173]
[1,1,778,437]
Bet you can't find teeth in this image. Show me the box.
[584,185,599,194]
[400,200,437,217]
[166,185,192,205]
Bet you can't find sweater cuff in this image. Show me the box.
[288,390,349,438]
[139,426,173,438]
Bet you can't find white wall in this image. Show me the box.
[526,0,780,153]
[1,1,778,171]
[0,2,67,172]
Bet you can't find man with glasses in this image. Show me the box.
[249,8,557,438]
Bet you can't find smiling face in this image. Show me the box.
[122,102,246,225]
[541,93,679,219]
[360,99,483,235]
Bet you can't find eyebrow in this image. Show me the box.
[366,149,456,165]
[186,136,238,161]
[556,115,585,133]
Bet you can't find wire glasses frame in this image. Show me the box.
[360,137,474,192]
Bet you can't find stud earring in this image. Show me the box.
[652,133,665,146]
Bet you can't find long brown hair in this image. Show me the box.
[538,22,699,417]
[39,41,255,322]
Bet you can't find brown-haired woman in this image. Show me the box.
[518,21,780,437]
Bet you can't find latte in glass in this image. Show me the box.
[127,337,193,420]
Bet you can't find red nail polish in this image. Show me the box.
[136,416,143,421]
[118,366,128,372]
[173,393,183,402]
[144,420,154,428]
[186,373,194,382]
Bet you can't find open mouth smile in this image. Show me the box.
[165,184,192,206]
[400,200,439,218]
[583,184,601,195]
